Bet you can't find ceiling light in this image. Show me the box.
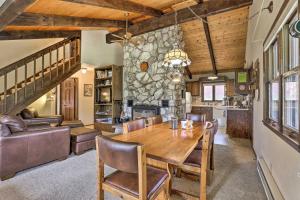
[208,76,218,80]
[163,48,191,67]
[163,10,191,68]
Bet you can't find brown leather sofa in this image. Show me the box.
[19,108,63,126]
[0,115,70,181]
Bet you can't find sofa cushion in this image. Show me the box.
[20,108,39,119]
[0,123,11,137]
[0,115,27,133]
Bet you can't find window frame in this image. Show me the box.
[201,82,226,102]
[263,13,300,151]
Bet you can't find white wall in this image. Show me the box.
[71,68,95,125]
[246,1,300,199]
[0,38,62,69]
[81,30,123,67]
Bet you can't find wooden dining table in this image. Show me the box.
[113,122,206,199]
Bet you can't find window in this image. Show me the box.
[203,85,213,101]
[269,81,280,121]
[289,15,299,69]
[203,83,225,101]
[264,13,300,149]
[283,75,299,130]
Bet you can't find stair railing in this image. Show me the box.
[0,34,81,114]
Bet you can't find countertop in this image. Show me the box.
[192,104,251,111]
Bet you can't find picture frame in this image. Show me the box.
[84,84,93,97]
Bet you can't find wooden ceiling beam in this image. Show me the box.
[202,17,217,75]
[62,0,163,17]
[106,0,252,43]
[0,0,37,31]
[10,13,126,28]
[191,68,243,75]
[0,30,81,40]
[185,67,193,79]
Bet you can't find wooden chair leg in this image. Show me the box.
[210,145,215,171]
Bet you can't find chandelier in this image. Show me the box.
[163,11,191,68]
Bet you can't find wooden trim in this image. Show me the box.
[106,0,253,43]
[11,13,127,28]
[62,0,163,17]
[0,30,81,40]
[263,0,290,46]
[0,0,36,31]
[191,68,244,75]
[202,17,217,75]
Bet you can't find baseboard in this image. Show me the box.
[257,157,284,200]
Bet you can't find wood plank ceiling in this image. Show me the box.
[0,0,252,75]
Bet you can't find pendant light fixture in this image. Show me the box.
[163,11,191,68]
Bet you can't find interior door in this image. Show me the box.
[60,78,78,121]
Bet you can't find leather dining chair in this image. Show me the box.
[95,135,170,200]
[186,113,206,123]
[147,115,163,126]
[123,118,146,134]
[176,122,215,200]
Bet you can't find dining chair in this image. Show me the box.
[123,118,146,134]
[96,135,170,200]
[147,115,163,126]
[186,113,206,123]
[210,119,218,171]
[175,122,215,200]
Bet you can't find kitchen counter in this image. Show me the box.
[191,105,252,139]
[191,104,251,111]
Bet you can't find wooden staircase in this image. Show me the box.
[0,35,81,115]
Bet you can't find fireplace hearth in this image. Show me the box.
[132,105,160,120]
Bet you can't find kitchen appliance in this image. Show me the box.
[213,107,226,128]
[185,92,192,113]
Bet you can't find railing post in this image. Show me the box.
[49,49,52,80]
[63,42,66,74]
[69,40,72,71]
[42,54,44,87]
[24,63,27,99]
[3,73,7,113]
[14,65,18,105]
[56,46,59,78]
[33,58,36,92]
[74,39,77,65]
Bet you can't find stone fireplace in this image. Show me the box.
[123,25,186,121]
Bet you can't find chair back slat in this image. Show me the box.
[186,113,206,122]
[147,115,163,126]
[96,135,140,173]
[123,118,145,134]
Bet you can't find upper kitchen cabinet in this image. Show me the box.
[186,81,200,96]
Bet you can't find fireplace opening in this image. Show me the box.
[132,105,160,120]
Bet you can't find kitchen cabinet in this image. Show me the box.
[191,106,213,121]
[186,82,192,93]
[226,79,235,97]
[186,81,200,96]
[227,109,252,139]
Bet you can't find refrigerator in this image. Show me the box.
[186,92,192,113]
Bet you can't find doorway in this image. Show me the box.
[60,78,78,121]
